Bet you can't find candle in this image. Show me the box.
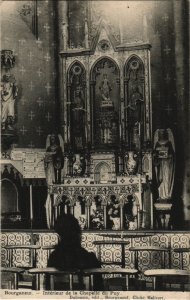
[150,192,153,229]
[30,185,33,221]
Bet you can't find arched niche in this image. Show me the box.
[1,178,19,214]
[67,61,86,151]
[94,161,111,184]
[90,57,120,149]
[124,55,145,150]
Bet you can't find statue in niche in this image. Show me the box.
[99,73,112,103]
[153,129,175,200]
[127,85,144,148]
[1,74,18,131]
[44,134,64,184]
[71,85,86,149]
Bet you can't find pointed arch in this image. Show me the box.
[67,61,86,151]
[90,56,120,80]
[124,55,145,150]
[90,57,120,148]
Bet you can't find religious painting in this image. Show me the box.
[68,62,86,151]
[91,57,120,148]
[124,56,145,150]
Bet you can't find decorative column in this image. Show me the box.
[57,0,68,140]
[58,0,68,51]
[173,0,190,226]
[84,18,89,49]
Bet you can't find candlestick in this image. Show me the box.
[150,192,153,229]
[30,185,33,221]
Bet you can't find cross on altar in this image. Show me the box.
[36,127,43,136]
[29,111,35,120]
[20,126,27,135]
[45,112,52,121]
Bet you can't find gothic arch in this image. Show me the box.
[90,56,120,80]
[124,55,145,149]
[67,61,86,151]
[90,57,120,148]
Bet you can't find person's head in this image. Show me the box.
[54,214,81,247]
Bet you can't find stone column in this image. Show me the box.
[173,0,190,225]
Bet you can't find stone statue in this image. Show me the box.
[153,128,175,200]
[72,86,86,149]
[99,73,112,102]
[1,74,18,131]
[44,134,64,184]
[127,85,144,148]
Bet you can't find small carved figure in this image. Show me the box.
[153,128,175,200]
[73,153,86,176]
[44,134,64,184]
[1,50,15,69]
[1,74,18,131]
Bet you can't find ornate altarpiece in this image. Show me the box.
[49,22,153,231]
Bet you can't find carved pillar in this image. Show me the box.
[84,18,89,49]
[86,58,91,145]
[144,49,152,142]
[58,0,68,51]
[57,1,68,139]
[173,0,189,225]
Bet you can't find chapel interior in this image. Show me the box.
[1,0,190,292]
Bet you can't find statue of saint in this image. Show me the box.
[127,85,144,121]
[1,74,18,131]
[44,134,64,185]
[71,86,86,149]
[153,129,175,200]
[127,85,144,148]
[99,74,112,102]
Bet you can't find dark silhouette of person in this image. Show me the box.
[47,214,103,290]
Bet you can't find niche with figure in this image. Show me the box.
[94,162,111,184]
[68,62,86,151]
[124,56,145,150]
[91,57,120,148]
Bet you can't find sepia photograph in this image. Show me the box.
[0,0,189,299]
